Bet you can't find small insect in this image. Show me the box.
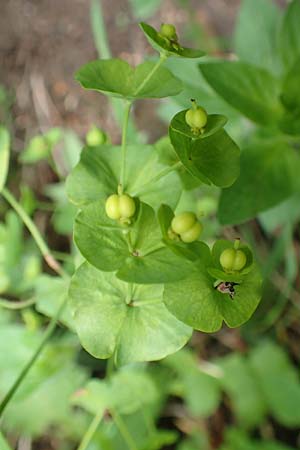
[215,281,239,300]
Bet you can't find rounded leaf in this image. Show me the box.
[69,263,192,365]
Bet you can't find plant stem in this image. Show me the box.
[0,295,68,417]
[119,101,132,193]
[132,161,182,196]
[133,53,168,97]
[1,187,68,279]
[77,409,103,450]
[106,355,115,378]
[0,297,36,310]
[111,409,138,450]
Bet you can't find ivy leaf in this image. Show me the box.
[218,140,300,225]
[170,110,227,140]
[66,144,181,211]
[74,201,195,284]
[140,22,205,59]
[169,125,240,188]
[279,0,300,70]
[200,61,283,126]
[69,262,192,365]
[0,127,10,193]
[75,59,183,99]
[163,246,262,332]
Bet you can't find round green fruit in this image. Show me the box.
[86,125,106,146]
[105,194,121,220]
[180,222,203,243]
[160,23,178,40]
[185,100,207,132]
[171,212,196,234]
[171,212,202,243]
[220,248,247,272]
[105,194,136,221]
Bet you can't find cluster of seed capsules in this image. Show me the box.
[105,99,247,277]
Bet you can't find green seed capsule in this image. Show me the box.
[118,194,136,218]
[171,212,196,234]
[220,248,247,272]
[170,211,202,243]
[180,222,203,243]
[105,194,121,220]
[185,100,208,133]
[160,23,178,41]
[105,194,136,221]
[86,125,107,146]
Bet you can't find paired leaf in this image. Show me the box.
[218,140,300,225]
[140,22,205,59]
[0,127,10,193]
[169,123,240,188]
[234,0,282,75]
[75,59,183,99]
[163,243,262,332]
[200,61,283,126]
[74,201,195,284]
[69,262,192,365]
[66,144,181,211]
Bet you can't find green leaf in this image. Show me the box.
[234,0,282,75]
[163,247,262,332]
[280,57,300,112]
[200,61,283,125]
[74,200,195,284]
[170,109,227,140]
[279,0,300,70]
[0,127,10,192]
[218,140,300,225]
[69,262,192,364]
[75,59,183,99]
[249,341,300,427]
[218,353,267,428]
[169,125,240,188]
[34,275,75,330]
[73,367,158,416]
[165,349,221,417]
[66,144,181,211]
[140,22,205,59]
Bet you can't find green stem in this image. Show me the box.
[111,409,138,450]
[1,188,68,279]
[0,295,68,417]
[0,297,36,310]
[77,409,103,450]
[106,355,115,379]
[133,53,168,97]
[119,101,132,193]
[132,161,182,196]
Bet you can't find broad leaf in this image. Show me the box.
[66,144,181,211]
[218,140,300,225]
[69,262,192,364]
[280,57,300,112]
[200,61,283,125]
[140,22,205,59]
[234,0,282,75]
[0,127,10,193]
[74,201,195,284]
[249,341,300,427]
[75,59,183,99]
[279,0,300,70]
[169,125,240,188]
[163,245,262,332]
